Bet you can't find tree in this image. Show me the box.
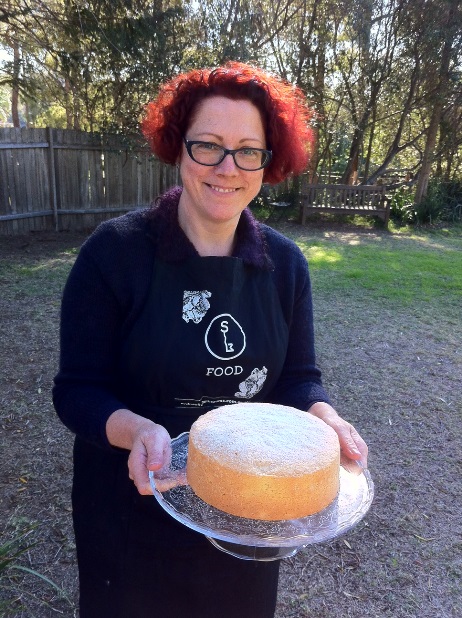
[1,0,462,189]
[414,0,462,202]
[0,0,188,132]
[0,1,41,126]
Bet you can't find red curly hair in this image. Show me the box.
[141,62,313,185]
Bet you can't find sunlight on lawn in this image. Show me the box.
[299,239,462,304]
[16,257,72,275]
[1,256,76,298]
[304,246,342,265]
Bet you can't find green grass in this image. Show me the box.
[1,228,461,308]
[0,256,75,298]
[297,238,462,305]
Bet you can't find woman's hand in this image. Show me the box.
[308,402,368,472]
[128,422,173,494]
[106,409,172,495]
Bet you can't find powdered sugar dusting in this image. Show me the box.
[190,402,339,476]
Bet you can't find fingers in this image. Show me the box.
[309,403,369,470]
[128,424,172,495]
[337,423,368,469]
[146,430,172,472]
[128,439,151,494]
[153,469,187,492]
[340,454,364,475]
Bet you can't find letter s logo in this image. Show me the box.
[205,314,246,360]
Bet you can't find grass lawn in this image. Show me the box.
[302,236,462,304]
[289,223,462,303]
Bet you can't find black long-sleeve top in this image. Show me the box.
[53,187,331,450]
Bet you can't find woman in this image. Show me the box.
[53,62,368,618]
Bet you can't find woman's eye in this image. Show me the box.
[240,148,259,158]
[197,142,221,152]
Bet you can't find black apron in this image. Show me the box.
[73,256,289,618]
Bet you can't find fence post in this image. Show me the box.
[47,126,59,231]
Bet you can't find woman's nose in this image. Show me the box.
[215,152,239,174]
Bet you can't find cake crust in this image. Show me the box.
[187,403,340,521]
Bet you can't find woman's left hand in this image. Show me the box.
[308,402,368,473]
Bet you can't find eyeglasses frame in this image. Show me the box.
[183,138,272,171]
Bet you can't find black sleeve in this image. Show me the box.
[52,216,154,450]
[266,233,332,410]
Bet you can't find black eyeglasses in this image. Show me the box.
[183,138,272,171]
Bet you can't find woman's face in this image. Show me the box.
[178,96,266,229]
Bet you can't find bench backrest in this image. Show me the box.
[301,182,387,209]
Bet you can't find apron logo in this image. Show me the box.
[235,366,268,399]
[206,366,243,377]
[205,313,246,360]
[182,290,211,324]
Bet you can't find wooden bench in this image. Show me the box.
[301,182,390,227]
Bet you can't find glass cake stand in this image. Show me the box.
[149,432,374,561]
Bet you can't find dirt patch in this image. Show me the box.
[0,226,461,617]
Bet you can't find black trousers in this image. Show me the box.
[73,438,280,618]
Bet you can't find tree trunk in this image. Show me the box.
[366,45,421,185]
[414,0,457,204]
[415,106,443,203]
[341,122,365,184]
[11,40,20,128]
[363,106,376,182]
[65,78,73,129]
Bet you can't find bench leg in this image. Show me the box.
[384,205,390,228]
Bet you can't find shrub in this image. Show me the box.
[390,186,416,224]
[415,179,462,224]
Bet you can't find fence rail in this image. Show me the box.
[1,128,398,235]
[0,128,179,235]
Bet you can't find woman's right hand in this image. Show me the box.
[128,421,173,494]
[106,409,172,495]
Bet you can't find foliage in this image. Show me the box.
[0,83,10,123]
[390,186,416,224]
[1,0,462,191]
[415,179,462,224]
[33,102,68,128]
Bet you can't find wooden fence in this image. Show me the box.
[1,128,399,235]
[0,128,180,235]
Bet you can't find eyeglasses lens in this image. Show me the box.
[190,143,269,171]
